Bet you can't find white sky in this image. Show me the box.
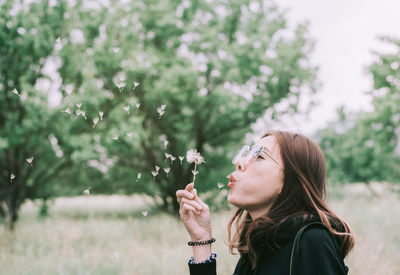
[255,0,400,137]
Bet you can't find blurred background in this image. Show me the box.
[1,0,399,274]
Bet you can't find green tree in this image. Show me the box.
[56,0,318,213]
[0,0,102,230]
[317,36,400,188]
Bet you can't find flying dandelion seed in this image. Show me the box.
[225,175,230,179]
[157,106,165,119]
[10,174,15,183]
[170,155,176,164]
[136,103,140,109]
[179,156,184,164]
[186,149,205,187]
[113,47,120,53]
[136,173,142,182]
[76,103,82,108]
[112,135,119,141]
[142,211,148,217]
[11,88,20,96]
[133,82,140,89]
[164,140,169,149]
[123,106,130,114]
[114,252,120,261]
[126,132,133,138]
[192,170,199,176]
[151,171,158,180]
[83,187,91,195]
[62,108,72,114]
[99,111,104,120]
[26,157,34,166]
[165,153,171,161]
[80,111,87,120]
[116,81,126,92]
[164,167,170,177]
[155,165,160,172]
[56,37,61,44]
[217,183,224,189]
[93,117,99,128]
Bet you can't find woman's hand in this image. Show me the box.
[176,183,212,241]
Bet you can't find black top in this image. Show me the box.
[188,215,349,275]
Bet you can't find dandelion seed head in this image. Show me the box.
[186,149,205,165]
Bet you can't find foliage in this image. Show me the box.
[0,0,318,229]
[317,36,400,185]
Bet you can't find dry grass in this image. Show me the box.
[0,184,399,275]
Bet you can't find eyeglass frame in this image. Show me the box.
[232,144,283,169]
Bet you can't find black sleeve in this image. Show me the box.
[296,228,347,275]
[188,261,217,275]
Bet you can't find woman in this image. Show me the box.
[176,130,355,275]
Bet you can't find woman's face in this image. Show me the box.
[227,135,284,217]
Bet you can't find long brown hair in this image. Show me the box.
[227,130,355,268]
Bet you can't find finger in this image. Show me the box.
[185,183,194,192]
[176,189,195,204]
[192,189,209,209]
[180,197,202,211]
[180,203,198,215]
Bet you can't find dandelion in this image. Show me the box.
[62,108,72,114]
[93,117,99,128]
[141,211,148,217]
[123,106,130,114]
[164,140,169,149]
[136,173,142,182]
[12,88,20,96]
[164,167,170,177]
[133,81,140,89]
[179,156,184,164]
[83,187,91,195]
[217,183,224,189]
[10,173,15,183]
[186,149,205,186]
[99,111,104,120]
[26,157,34,166]
[155,165,160,172]
[151,171,158,180]
[112,135,119,141]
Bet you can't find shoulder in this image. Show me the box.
[300,226,338,253]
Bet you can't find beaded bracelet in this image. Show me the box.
[187,237,216,246]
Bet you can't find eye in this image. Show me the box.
[257,155,264,160]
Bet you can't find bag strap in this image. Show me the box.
[289,222,346,275]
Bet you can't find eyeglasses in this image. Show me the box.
[232,145,282,169]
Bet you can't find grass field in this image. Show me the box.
[1,183,399,275]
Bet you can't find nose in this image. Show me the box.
[235,159,247,171]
